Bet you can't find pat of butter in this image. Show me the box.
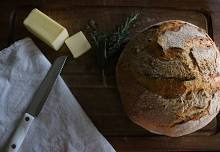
[65,31,91,58]
[23,8,69,50]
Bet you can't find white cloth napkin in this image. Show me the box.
[0,38,116,152]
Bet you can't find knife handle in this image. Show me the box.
[6,113,34,152]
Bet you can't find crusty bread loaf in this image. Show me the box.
[116,20,220,137]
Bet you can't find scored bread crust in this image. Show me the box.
[116,20,220,137]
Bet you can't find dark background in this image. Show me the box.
[1,0,220,151]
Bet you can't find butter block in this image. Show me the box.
[65,31,91,58]
[23,8,69,50]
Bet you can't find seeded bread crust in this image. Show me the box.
[116,20,220,137]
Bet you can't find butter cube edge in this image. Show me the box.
[65,31,91,58]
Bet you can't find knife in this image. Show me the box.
[6,56,67,152]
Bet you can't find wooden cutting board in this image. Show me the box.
[1,1,220,151]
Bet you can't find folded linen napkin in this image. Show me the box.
[0,38,116,152]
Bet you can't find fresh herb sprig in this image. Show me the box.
[87,13,139,69]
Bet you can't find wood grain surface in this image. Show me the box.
[1,0,220,151]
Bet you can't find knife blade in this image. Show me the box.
[6,56,67,152]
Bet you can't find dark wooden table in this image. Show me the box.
[1,0,220,151]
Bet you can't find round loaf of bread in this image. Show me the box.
[116,20,220,137]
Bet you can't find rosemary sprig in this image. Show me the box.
[87,13,139,69]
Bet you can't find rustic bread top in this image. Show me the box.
[116,20,220,136]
